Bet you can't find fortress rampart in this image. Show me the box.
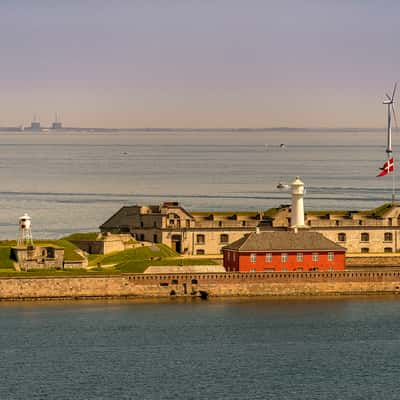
[1,270,400,300]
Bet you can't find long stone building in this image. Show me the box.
[100,183,400,255]
[100,202,262,255]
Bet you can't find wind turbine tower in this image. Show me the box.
[382,83,398,203]
[383,83,397,156]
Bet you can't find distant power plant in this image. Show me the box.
[22,113,63,131]
[51,113,62,129]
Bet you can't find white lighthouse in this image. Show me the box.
[291,177,305,229]
[17,213,34,247]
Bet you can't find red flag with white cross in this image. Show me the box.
[377,157,394,177]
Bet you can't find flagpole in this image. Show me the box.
[392,154,395,204]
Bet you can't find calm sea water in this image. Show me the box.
[1,130,398,399]
[0,128,395,237]
[1,297,400,399]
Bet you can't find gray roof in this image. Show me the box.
[223,230,345,252]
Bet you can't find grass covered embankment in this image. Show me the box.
[0,239,85,276]
[0,240,219,276]
[88,243,218,273]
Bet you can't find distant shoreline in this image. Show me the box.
[0,127,387,133]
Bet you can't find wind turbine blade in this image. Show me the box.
[392,82,397,100]
[386,93,392,101]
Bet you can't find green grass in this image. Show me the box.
[263,207,281,218]
[0,240,217,276]
[88,243,217,273]
[0,239,84,271]
[0,268,120,277]
[89,243,178,267]
[63,232,100,241]
[0,246,15,269]
[365,203,393,218]
[114,257,219,273]
[37,240,85,261]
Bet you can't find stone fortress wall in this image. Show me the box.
[2,270,400,300]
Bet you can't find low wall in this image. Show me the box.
[1,270,400,300]
[346,255,400,268]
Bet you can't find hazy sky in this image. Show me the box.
[1,0,400,128]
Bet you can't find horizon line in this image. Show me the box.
[0,126,390,132]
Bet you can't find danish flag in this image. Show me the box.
[377,157,394,177]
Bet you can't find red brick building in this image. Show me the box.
[223,230,346,272]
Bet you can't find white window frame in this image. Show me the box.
[297,252,303,262]
[281,253,288,263]
[328,252,334,262]
[265,253,272,263]
[250,253,257,263]
[312,253,319,262]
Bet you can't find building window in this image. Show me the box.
[220,234,229,243]
[153,234,158,243]
[297,252,303,262]
[241,221,246,227]
[328,252,334,261]
[250,268,257,272]
[153,221,157,228]
[335,220,340,226]
[384,232,393,242]
[361,232,369,242]
[338,233,346,242]
[312,253,319,262]
[250,253,257,263]
[265,253,272,262]
[361,247,369,253]
[196,234,205,244]
[384,247,393,253]
[196,249,205,255]
[140,221,144,228]
[169,219,174,225]
[186,220,190,228]
[281,253,288,262]
[218,221,223,227]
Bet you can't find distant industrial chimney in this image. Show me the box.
[51,113,62,129]
[291,176,305,229]
[30,113,41,131]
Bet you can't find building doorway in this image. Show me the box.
[171,234,182,253]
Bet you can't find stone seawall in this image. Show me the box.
[1,271,400,300]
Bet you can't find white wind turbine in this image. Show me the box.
[383,83,398,156]
[382,83,398,203]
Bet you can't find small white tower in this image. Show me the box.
[17,213,34,247]
[291,177,305,229]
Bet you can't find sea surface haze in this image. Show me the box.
[0,128,393,237]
